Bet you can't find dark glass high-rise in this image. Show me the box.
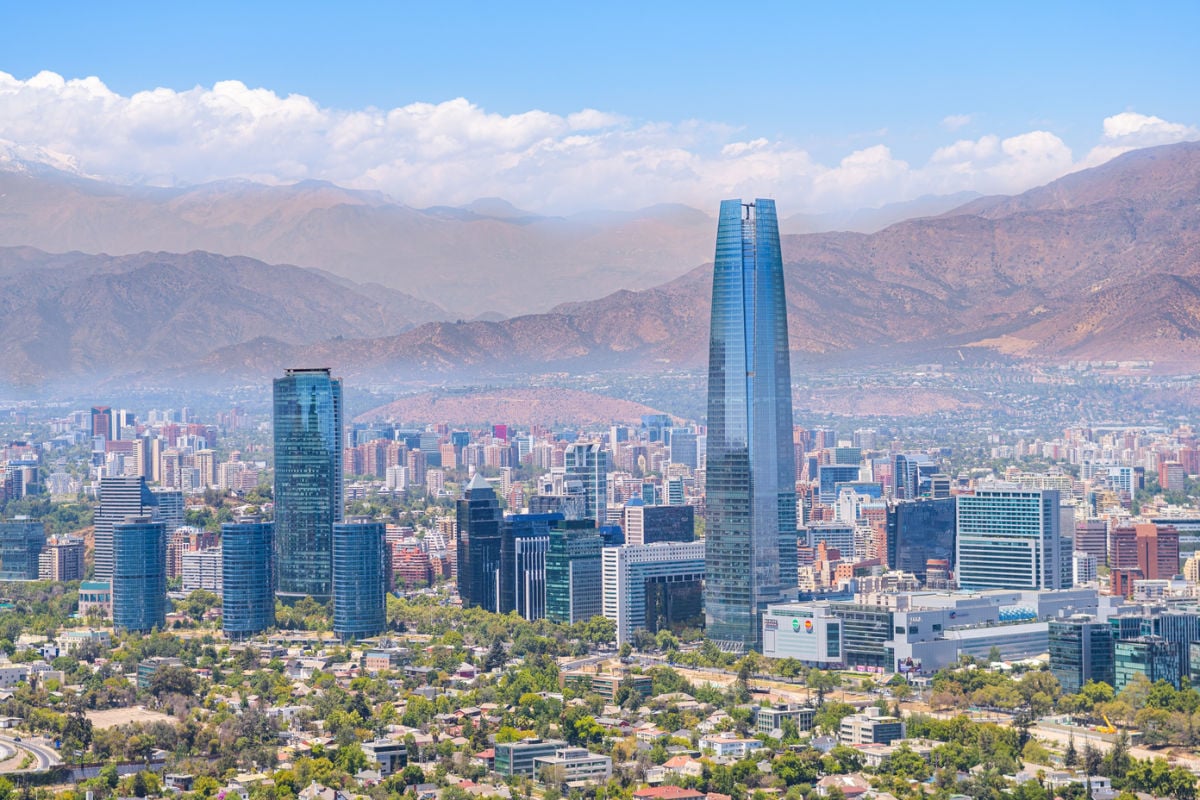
[457,472,503,612]
[222,517,275,639]
[273,368,343,601]
[704,198,797,652]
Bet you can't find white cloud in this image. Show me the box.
[941,114,972,131]
[0,71,1195,214]
[1079,111,1200,168]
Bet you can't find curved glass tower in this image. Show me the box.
[274,368,343,601]
[222,517,275,639]
[332,518,388,642]
[704,199,797,652]
[111,515,166,633]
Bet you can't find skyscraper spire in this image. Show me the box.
[704,199,797,652]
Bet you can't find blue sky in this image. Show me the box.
[0,2,1196,212]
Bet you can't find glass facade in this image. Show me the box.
[111,516,166,633]
[456,473,503,612]
[564,443,608,526]
[603,541,706,645]
[704,199,797,652]
[500,512,562,620]
[1114,636,1181,691]
[1049,618,1115,693]
[829,602,894,670]
[546,521,603,625]
[0,519,46,580]
[221,519,275,639]
[956,489,1070,590]
[94,476,158,581]
[886,498,956,582]
[332,519,387,642]
[273,368,343,601]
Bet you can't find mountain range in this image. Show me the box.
[2,140,1200,389]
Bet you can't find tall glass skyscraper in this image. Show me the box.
[222,517,275,640]
[273,368,343,601]
[564,442,609,526]
[457,473,503,612]
[111,515,166,633]
[704,198,797,652]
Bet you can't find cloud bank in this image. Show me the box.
[0,71,1195,214]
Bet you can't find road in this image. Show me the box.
[0,735,63,773]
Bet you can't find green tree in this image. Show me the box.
[806,669,842,707]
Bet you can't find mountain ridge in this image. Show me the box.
[2,140,1200,388]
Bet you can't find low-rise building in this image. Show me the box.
[839,707,905,746]
[361,739,407,776]
[533,747,613,785]
[494,738,567,777]
[753,703,815,736]
[698,731,764,759]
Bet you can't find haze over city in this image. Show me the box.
[0,6,1199,800]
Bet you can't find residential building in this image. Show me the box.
[754,704,816,735]
[805,522,856,561]
[332,518,387,642]
[38,535,84,581]
[704,198,797,652]
[221,518,275,640]
[361,740,407,777]
[111,516,166,633]
[274,368,344,602]
[1074,551,1098,585]
[699,731,764,759]
[182,547,222,593]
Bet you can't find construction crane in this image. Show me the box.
[1096,713,1117,734]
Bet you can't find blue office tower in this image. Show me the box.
[274,368,343,601]
[222,518,275,639]
[332,518,388,642]
[111,515,166,633]
[704,199,797,652]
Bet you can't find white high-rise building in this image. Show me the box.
[956,487,1071,591]
[602,541,705,645]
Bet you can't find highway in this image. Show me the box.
[0,735,63,773]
